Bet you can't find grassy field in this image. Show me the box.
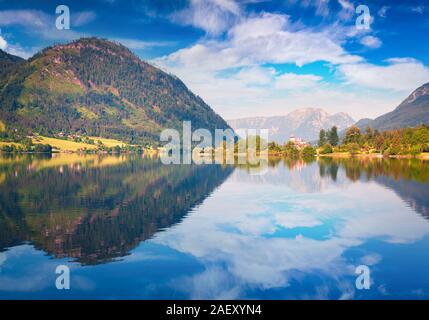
[33,136,98,152]
[1,135,129,152]
[0,120,5,132]
[32,136,129,152]
[88,137,128,148]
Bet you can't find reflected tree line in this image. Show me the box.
[241,155,429,184]
[317,157,429,183]
[235,156,429,219]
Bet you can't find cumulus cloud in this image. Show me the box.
[233,66,275,86]
[157,13,361,72]
[152,11,363,118]
[151,1,427,119]
[151,10,401,120]
[171,0,241,35]
[339,58,429,91]
[360,35,382,48]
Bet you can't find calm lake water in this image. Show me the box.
[1,154,429,299]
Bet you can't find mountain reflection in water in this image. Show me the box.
[0,154,234,264]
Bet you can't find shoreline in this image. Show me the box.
[1,150,429,160]
[318,152,429,160]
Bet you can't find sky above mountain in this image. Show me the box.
[0,0,428,121]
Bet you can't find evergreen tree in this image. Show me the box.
[318,129,327,147]
[328,126,339,146]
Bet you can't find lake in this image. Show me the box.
[0,154,429,299]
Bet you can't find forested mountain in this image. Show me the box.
[354,83,429,132]
[0,38,230,145]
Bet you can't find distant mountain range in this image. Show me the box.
[0,38,230,145]
[354,82,429,132]
[228,108,355,143]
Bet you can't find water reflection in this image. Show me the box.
[0,155,429,299]
[153,157,429,299]
[0,154,234,264]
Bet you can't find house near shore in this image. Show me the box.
[288,135,309,149]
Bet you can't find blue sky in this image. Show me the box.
[0,0,428,120]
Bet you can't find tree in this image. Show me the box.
[319,143,333,154]
[283,141,300,158]
[33,144,53,153]
[302,146,316,157]
[328,126,339,146]
[346,143,360,154]
[344,126,361,144]
[268,141,282,154]
[318,129,327,147]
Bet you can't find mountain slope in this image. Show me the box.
[355,83,429,132]
[0,49,24,84]
[228,108,355,143]
[0,38,230,145]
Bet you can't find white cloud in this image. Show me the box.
[411,6,425,14]
[360,35,382,49]
[113,38,175,50]
[151,9,404,120]
[171,0,241,35]
[155,12,361,72]
[234,66,275,86]
[0,33,7,50]
[360,253,382,266]
[274,73,322,89]
[339,58,429,91]
[72,11,97,27]
[0,10,50,28]
[152,4,427,120]
[0,9,82,41]
[337,0,355,20]
[5,44,36,59]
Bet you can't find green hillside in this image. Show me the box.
[0,38,230,145]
